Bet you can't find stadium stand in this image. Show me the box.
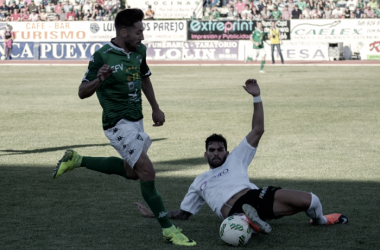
[0,0,379,21]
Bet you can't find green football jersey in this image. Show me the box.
[82,41,151,129]
[272,10,282,19]
[251,29,266,49]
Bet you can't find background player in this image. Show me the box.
[135,79,348,234]
[53,8,196,247]
[246,21,269,73]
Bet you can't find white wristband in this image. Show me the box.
[253,95,262,103]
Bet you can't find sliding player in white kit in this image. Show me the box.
[135,78,348,234]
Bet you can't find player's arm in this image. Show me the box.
[134,202,193,220]
[78,64,112,99]
[141,76,165,126]
[242,79,264,148]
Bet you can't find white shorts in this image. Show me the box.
[250,48,266,59]
[104,119,152,168]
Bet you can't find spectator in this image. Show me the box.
[323,5,332,18]
[37,1,45,13]
[353,6,364,18]
[332,5,342,18]
[260,6,270,19]
[327,0,336,10]
[343,6,351,18]
[292,5,303,18]
[277,0,286,12]
[83,8,91,20]
[297,0,307,11]
[226,5,236,19]
[18,0,27,9]
[3,24,14,60]
[28,9,38,20]
[59,7,65,20]
[368,0,377,10]
[93,1,103,14]
[47,6,56,20]
[302,6,311,18]
[251,5,259,16]
[9,0,20,13]
[364,5,375,17]
[62,0,72,13]
[28,0,38,13]
[20,8,30,20]
[210,6,220,20]
[53,13,59,20]
[73,1,81,14]
[55,1,62,14]
[0,2,10,16]
[76,8,84,19]
[65,6,76,20]
[375,4,380,17]
[271,5,281,19]
[241,4,252,18]
[310,6,321,18]
[255,12,263,20]
[267,0,276,11]
[145,4,154,19]
[268,20,284,64]
[315,0,324,11]
[235,0,245,13]
[40,8,49,19]
[346,0,356,11]
[287,0,296,12]
[11,8,21,20]
[257,0,265,12]
[82,0,91,14]
[281,5,292,19]
[357,0,365,10]
[46,1,54,12]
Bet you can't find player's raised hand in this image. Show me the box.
[243,79,260,97]
[134,202,155,218]
[152,108,165,126]
[97,64,113,82]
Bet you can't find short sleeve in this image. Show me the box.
[180,183,205,216]
[140,56,151,78]
[82,51,104,82]
[228,137,257,170]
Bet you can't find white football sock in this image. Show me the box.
[305,193,327,225]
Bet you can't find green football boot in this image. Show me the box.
[53,149,82,179]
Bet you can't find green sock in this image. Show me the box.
[140,181,173,229]
[260,60,265,70]
[81,156,127,178]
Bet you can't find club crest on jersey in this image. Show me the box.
[136,55,142,64]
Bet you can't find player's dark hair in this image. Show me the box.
[114,8,144,34]
[205,134,227,151]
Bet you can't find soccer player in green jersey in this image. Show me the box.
[53,9,196,247]
[246,21,270,73]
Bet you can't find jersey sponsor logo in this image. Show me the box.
[158,211,168,218]
[111,63,123,73]
[136,55,142,64]
[200,169,229,191]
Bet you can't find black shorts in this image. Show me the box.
[228,186,282,221]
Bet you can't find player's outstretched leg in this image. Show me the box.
[242,204,272,234]
[53,149,82,179]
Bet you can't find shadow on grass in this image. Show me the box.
[0,164,379,249]
[0,138,167,157]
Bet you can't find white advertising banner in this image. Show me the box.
[0,21,187,42]
[291,19,380,60]
[126,0,200,19]
[240,41,329,61]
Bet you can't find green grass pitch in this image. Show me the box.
[0,65,379,249]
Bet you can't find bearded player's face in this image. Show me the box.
[205,142,229,169]
[123,21,144,52]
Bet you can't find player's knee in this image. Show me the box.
[134,155,156,181]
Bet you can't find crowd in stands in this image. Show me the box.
[0,0,121,21]
[205,0,380,20]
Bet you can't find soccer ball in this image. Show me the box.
[0,56,5,61]
[219,215,253,247]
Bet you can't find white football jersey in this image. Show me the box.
[180,137,259,219]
